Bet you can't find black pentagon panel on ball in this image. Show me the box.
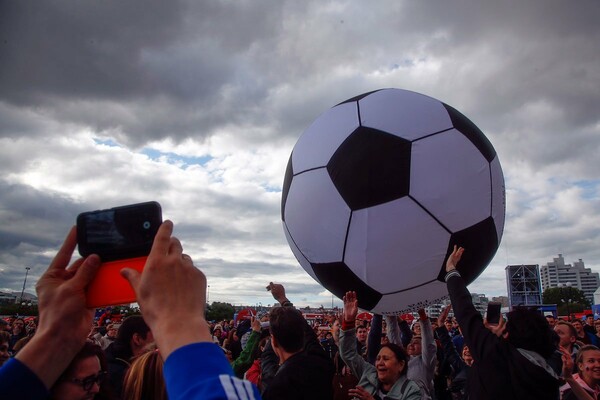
[281,154,294,221]
[312,261,383,311]
[327,127,411,211]
[435,216,499,284]
[442,103,496,163]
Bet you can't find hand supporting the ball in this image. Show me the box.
[446,245,464,272]
[437,304,452,329]
[343,291,359,326]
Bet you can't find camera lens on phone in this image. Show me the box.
[143,221,151,229]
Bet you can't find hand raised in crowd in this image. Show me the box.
[121,220,211,359]
[251,317,261,333]
[17,226,102,389]
[343,291,359,323]
[446,245,465,272]
[437,304,452,329]
[267,282,290,305]
[418,308,428,321]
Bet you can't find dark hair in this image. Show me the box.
[0,331,9,343]
[269,307,305,353]
[51,342,114,400]
[379,343,409,375]
[111,315,150,360]
[506,307,556,358]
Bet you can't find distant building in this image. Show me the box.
[540,254,600,305]
[470,293,490,315]
[492,296,510,308]
[505,264,543,309]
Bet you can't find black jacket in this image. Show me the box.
[446,272,560,400]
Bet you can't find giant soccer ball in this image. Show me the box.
[281,89,505,315]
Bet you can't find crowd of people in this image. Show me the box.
[1,222,600,399]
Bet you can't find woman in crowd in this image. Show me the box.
[122,349,167,400]
[50,342,114,400]
[561,345,600,400]
[340,291,421,399]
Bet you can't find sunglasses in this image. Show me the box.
[68,371,107,391]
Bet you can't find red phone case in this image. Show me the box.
[86,256,147,308]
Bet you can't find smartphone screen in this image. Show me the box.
[77,201,162,262]
[486,302,502,325]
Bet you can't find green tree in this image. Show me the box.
[206,301,235,321]
[542,286,590,316]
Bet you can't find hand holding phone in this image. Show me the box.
[486,302,502,325]
[77,201,162,308]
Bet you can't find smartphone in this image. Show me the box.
[486,302,502,325]
[77,201,162,308]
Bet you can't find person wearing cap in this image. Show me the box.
[212,324,223,345]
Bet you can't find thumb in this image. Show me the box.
[121,268,142,293]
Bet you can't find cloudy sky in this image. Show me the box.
[1,1,599,309]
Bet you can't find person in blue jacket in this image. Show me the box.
[0,220,262,400]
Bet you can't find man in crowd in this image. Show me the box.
[260,282,334,399]
[546,314,557,328]
[555,321,580,367]
[356,324,368,358]
[572,319,599,346]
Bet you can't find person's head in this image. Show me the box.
[461,345,473,366]
[576,345,600,387]
[0,331,10,366]
[106,324,118,338]
[572,319,585,336]
[381,333,389,345]
[116,315,153,358]
[269,307,304,356]
[50,342,110,400]
[406,335,422,356]
[375,343,409,389]
[586,314,594,326]
[411,321,421,335]
[12,318,25,335]
[356,326,368,344]
[545,315,556,328]
[122,349,167,400]
[505,307,556,358]
[555,321,577,349]
[0,319,9,332]
[213,324,223,337]
[594,320,600,333]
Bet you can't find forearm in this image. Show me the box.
[367,314,382,365]
[385,315,403,347]
[15,330,84,389]
[420,318,436,367]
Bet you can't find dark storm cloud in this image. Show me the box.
[0,180,91,289]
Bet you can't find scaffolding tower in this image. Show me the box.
[506,264,543,309]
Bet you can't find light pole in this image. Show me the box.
[207,285,210,304]
[19,267,31,304]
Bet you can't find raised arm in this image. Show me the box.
[339,291,369,378]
